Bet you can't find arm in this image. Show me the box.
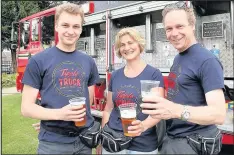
[141,87,164,131]
[88,85,94,108]
[141,89,226,125]
[101,91,114,128]
[21,85,59,120]
[21,85,86,122]
[129,87,164,135]
[172,89,226,125]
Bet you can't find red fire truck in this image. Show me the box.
[11,1,234,150]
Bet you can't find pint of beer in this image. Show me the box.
[69,97,86,127]
[119,103,137,137]
[140,80,160,110]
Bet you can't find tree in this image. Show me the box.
[1,1,48,73]
[1,1,84,73]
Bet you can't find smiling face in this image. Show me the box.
[55,11,82,49]
[164,10,196,52]
[119,34,141,61]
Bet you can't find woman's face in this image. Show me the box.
[119,34,141,61]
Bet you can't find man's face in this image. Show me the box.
[164,10,195,52]
[55,11,82,47]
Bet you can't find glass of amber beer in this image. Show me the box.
[119,103,137,137]
[69,97,86,127]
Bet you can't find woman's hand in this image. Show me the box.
[127,120,145,137]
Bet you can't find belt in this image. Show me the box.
[40,122,81,137]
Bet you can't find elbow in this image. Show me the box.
[21,104,30,117]
[216,110,226,125]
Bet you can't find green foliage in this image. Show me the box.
[2,73,16,88]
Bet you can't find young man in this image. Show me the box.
[141,2,226,154]
[21,3,100,154]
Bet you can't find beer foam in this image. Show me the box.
[141,91,154,98]
[121,109,136,118]
[70,101,85,106]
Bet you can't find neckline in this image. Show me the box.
[122,64,148,79]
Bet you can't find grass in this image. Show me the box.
[2,94,97,154]
[2,94,39,154]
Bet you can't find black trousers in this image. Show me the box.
[160,127,221,154]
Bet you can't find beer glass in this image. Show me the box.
[69,97,86,127]
[140,80,160,110]
[119,103,137,137]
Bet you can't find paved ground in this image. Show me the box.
[2,87,20,96]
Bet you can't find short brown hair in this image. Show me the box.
[162,2,196,26]
[55,3,84,24]
[115,27,145,58]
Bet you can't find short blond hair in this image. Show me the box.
[115,28,145,58]
[162,2,196,26]
[55,3,84,25]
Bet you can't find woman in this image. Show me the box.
[97,27,165,154]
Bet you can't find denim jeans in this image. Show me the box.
[37,137,92,154]
[102,148,158,154]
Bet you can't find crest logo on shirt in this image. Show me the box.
[114,84,142,116]
[167,64,181,100]
[52,61,86,98]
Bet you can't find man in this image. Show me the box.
[140,2,226,154]
[21,3,100,154]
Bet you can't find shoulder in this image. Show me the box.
[110,67,124,79]
[31,46,56,62]
[77,50,95,63]
[191,43,215,61]
[145,64,162,75]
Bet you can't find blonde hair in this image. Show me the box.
[55,3,84,25]
[162,3,196,26]
[115,27,145,58]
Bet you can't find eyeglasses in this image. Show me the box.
[164,1,193,9]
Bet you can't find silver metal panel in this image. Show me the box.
[197,13,233,78]
[110,1,178,19]
[90,28,96,57]
[84,11,106,25]
[112,24,176,71]
[95,35,107,74]
[76,35,107,74]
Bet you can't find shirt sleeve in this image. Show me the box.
[108,71,117,92]
[22,58,42,90]
[199,58,224,93]
[152,69,165,88]
[88,58,100,87]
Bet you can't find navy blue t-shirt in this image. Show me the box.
[22,46,100,143]
[166,43,224,137]
[108,65,164,152]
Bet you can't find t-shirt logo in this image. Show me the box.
[167,64,181,100]
[52,61,86,98]
[114,84,142,116]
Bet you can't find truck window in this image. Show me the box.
[19,21,30,49]
[31,18,39,41]
[41,15,55,49]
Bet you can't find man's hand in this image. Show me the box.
[127,120,145,137]
[32,122,40,132]
[57,104,86,122]
[96,144,102,155]
[140,96,180,120]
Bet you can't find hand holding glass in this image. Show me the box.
[69,97,86,127]
[119,103,137,137]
